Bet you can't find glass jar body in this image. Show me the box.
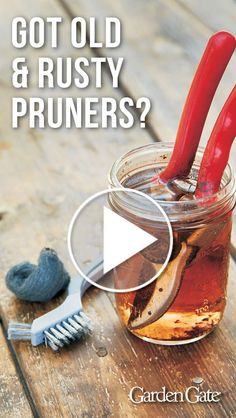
[109,143,235,344]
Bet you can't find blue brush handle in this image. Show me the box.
[68,258,103,296]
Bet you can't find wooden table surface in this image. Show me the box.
[0,1,235,417]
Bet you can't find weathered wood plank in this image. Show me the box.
[177,0,236,33]
[62,0,236,166]
[0,325,33,418]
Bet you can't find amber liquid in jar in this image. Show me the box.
[114,166,232,344]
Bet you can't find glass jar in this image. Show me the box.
[108,143,235,345]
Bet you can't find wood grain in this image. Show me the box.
[0,0,235,417]
[0,325,33,418]
[177,0,236,33]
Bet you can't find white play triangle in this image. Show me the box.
[103,207,157,274]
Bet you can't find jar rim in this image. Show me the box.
[108,142,236,223]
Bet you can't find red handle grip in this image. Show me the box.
[195,85,236,198]
[159,31,236,183]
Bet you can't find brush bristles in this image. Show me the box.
[7,312,93,351]
[44,311,93,351]
[8,322,32,341]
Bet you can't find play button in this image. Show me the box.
[103,207,157,274]
[68,188,173,292]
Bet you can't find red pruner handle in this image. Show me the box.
[159,31,236,183]
[195,85,236,198]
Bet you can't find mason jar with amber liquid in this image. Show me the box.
[108,143,235,345]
